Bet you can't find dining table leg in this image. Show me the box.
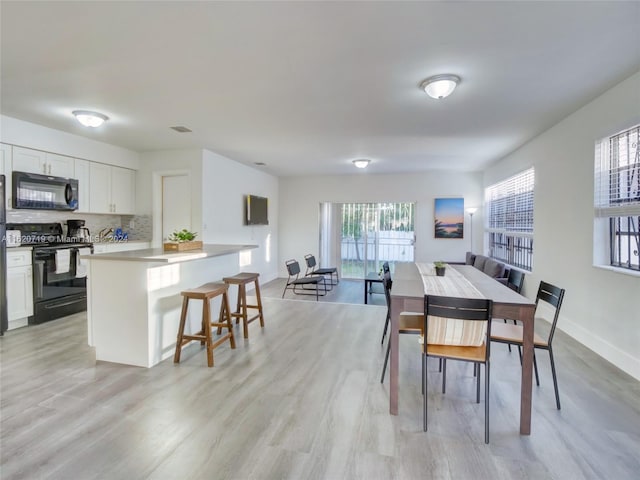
[519,304,536,435]
[364,279,368,304]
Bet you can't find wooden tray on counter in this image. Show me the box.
[163,241,203,252]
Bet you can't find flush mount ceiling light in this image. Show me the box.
[420,74,461,99]
[352,159,371,169]
[72,110,109,127]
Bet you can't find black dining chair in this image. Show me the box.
[378,263,392,343]
[504,268,525,294]
[380,271,392,345]
[423,295,493,443]
[491,281,566,409]
[500,268,525,353]
[380,273,424,383]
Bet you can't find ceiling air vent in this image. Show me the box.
[254,162,266,166]
[170,126,192,133]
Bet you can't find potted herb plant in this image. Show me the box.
[168,229,198,242]
[434,261,447,276]
[164,229,202,251]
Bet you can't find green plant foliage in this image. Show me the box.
[168,229,198,242]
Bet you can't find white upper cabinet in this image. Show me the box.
[45,153,75,177]
[74,158,90,212]
[12,146,74,177]
[89,162,112,214]
[12,146,46,174]
[89,163,136,214]
[110,166,135,214]
[7,143,136,215]
[0,143,12,209]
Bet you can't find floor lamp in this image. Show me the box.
[466,207,477,252]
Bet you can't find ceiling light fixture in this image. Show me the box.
[72,110,109,128]
[352,159,371,169]
[420,74,461,99]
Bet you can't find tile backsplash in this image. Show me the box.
[6,210,153,242]
[122,214,153,241]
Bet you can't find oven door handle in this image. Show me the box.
[33,259,45,300]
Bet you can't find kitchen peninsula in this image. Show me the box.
[83,244,257,367]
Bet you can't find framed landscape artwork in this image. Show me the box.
[434,197,464,239]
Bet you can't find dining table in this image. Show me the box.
[389,262,537,435]
[364,271,384,304]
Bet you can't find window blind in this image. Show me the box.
[595,125,640,217]
[485,167,535,234]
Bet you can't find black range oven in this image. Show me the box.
[7,222,93,325]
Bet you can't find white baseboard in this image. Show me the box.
[558,315,640,381]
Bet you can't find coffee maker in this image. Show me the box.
[67,219,90,242]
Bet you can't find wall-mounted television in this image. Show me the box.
[245,195,269,225]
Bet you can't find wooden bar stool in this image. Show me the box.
[174,282,236,367]
[222,272,265,339]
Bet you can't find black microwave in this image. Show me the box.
[12,171,79,211]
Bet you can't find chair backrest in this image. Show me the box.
[304,254,317,269]
[285,259,301,277]
[424,295,493,353]
[383,271,393,308]
[535,281,565,344]
[507,269,525,293]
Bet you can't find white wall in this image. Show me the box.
[0,115,140,169]
[138,148,279,282]
[484,71,640,380]
[138,149,203,245]
[202,150,279,283]
[279,171,483,277]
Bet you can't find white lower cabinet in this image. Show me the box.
[6,249,34,329]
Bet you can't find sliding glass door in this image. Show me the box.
[338,203,415,278]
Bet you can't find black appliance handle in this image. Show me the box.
[65,183,74,206]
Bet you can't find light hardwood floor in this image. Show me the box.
[1,282,639,479]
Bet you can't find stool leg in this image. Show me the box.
[216,298,224,336]
[197,301,206,346]
[254,279,265,328]
[235,286,242,325]
[203,297,213,367]
[223,292,236,349]
[174,297,189,363]
[240,283,249,339]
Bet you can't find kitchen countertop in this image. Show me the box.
[92,239,150,245]
[82,243,257,263]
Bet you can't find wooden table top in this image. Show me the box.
[391,262,534,308]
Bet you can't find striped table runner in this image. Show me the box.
[415,262,486,346]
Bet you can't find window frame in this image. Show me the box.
[594,124,640,273]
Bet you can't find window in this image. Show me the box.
[595,125,640,272]
[485,167,534,271]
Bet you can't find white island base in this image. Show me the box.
[85,244,257,367]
